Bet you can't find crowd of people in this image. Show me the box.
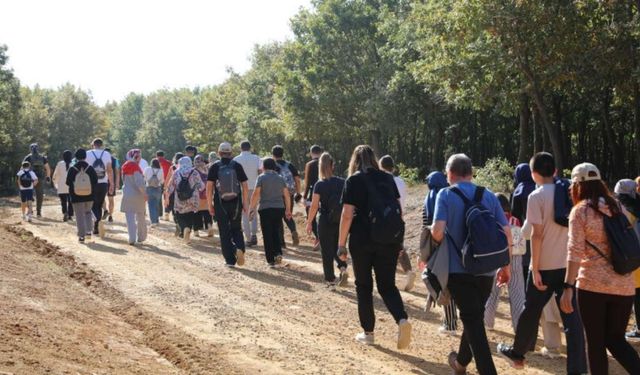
[15,139,640,374]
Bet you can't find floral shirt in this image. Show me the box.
[568,200,635,296]
[167,168,204,214]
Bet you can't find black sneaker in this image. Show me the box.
[108,215,113,223]
[448,352,467,375]
[37,213,42,218]
[79,237,85,243]
[102,211,110,220]
[63,214,69,222]
[497,343,525,370]
[93,228,99,235]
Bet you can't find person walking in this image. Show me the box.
[510,163,536,284]
[194,154,213,237]
[272,145,302,247]
[120,149,147,245]
[103,147,121,223]
[65,149,98,243]
[16,161,38,222]
[163,152,184,223]
[304,144,323,250]
[306,152,348,286]
[234,140,262,246]
[85,138,114,238]
[560,163,640,374]
[52,150,74,221]
[498,152,587,375]
[431,154,511,375]
[144,158,164,226]
[156,150,172,220]
[23,143,51,217]
[248,158,292,268]
[167,156,203,243]
[207,142,249,267]
[337,145,412,349]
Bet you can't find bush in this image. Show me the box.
[473,158,514,194]
[397,163,420,186]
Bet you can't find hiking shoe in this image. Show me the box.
[194,230,200,237]
[292,231,300,246]
[37,212,42,218]
[397,319,412,349]
[98,221,106,238]
[497,344,525,370]
[225,263,236,268]
[108,215,113,223]
[268,263,276,269]
[174,226,180,237]
[448,352,467,375]
[207,228,215,237]
[337,268,349,287]
[438,325,458,336]
[79,237,85,243]
[236,249,245,266]
[355,332,374,345]
[537,346,561,359]
[102,211,109,220]
[63,214,69,222]
[184,228,191,244]
[275,255,283,265]
[164,213,170,221]
[312,239,321,251]
[626,330,640,342]
[404,272,416,292]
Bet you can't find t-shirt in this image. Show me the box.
[341,169,400,248]
[255,171,286,210]
[207,158,248,202]
[143,167,164,186]
[313,176,345,216]
[526,183,569,271]
[433,181,508,274]
[304,158,320,201]
[85,149,112,184]
[23,153,48,178]
[393,175,407,209]
[16,169,38,190]
[234,151,262,190]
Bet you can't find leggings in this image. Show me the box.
[59,194,74,217]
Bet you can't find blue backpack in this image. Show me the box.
[553,177,572,227]
[447,186,510,275]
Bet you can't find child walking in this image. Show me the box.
[17,161,38,222]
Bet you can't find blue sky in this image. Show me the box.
[1,0,310,104]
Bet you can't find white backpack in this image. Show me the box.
[510,216,526,256]
[74,167,92,196]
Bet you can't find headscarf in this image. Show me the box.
[424,171,449,225]
[62,150,73,170]
[615,179,640,218]
[126,148,141,161]
[122,149,142,175]
[177,156,193,174]
[194,154,207,172]
[512,163,536,200]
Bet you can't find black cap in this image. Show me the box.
[271,145,284,158]
[310,145,323,155]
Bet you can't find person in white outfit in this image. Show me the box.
[234,140,262,246]
[52,150,74,221]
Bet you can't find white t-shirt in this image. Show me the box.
[17,170,38,190]
[85,149,112,184]
[526,183,569,270]
[139,158,149,171]
[234,151,262,190]
[393,175,407,209]
[143,167,164,186]
[52,160,70,194]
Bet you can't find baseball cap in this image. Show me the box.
[218,142,232,153]
[571,162,601,183]
[310,145,323,155]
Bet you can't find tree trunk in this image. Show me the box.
[533,106,543,153]
[369,128,382,158]
[517,93,532,163]
[634,82,640,175]
[530,89,565,172]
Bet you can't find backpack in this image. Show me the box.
[91,151,106,180]
[278,161,296,195]
[176,170,196,201]
[509,216,526,256]
[363,172,405,245]
[29,154,45,177]
[19,170,33,188]
[447,186,510,275]
[73,167,92,196]
[217,161,241,201]
[587,204,640,275]
[324,181,343,224]
[553,178,572,227]
[148,169,161,188]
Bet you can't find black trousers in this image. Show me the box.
[92,183,108,225]
[259,208,284,264]
[215,199,245,265]
[635,288,640,329]
[175,211,196,234]
[578,289,640,375]
[280,194,297,243]
[447,274,496,375]
[194,210,213,231]
[35,178,44,215]
[59,194,73,217]
[305,205,318,239]
[350,244,407,332]
[317,217,346,281]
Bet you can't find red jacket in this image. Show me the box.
[158,157,172,177]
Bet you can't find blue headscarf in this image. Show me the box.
[512,163,535,200]
[424,171,449,225]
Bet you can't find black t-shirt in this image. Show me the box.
[341,169,400,248]
[313,176,345,216]
[24,153,48,178]
[65,161,99,203]
[304,158,319,200]
[275,160,299,177]
[207,157,248,202]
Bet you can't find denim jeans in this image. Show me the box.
[146,186,162,224]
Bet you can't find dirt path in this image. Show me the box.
[0,192,633,374]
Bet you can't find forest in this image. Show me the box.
[1,0,639,193]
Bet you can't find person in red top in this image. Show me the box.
[156,150,172,220]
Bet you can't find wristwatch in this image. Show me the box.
[563,282,575,290]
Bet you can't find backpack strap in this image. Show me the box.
[449,186,471,206]
[473,186,486,203]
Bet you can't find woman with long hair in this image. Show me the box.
[120,149,147,245]
[337,145,411,349]
[560,163,640,374]
[305,152,347,287]
[144,158,164,225]
[52,149,74,221]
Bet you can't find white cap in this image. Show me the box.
[218,142,232,153]
[571,163,601,183]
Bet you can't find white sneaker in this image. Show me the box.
[397,319,412,349]
[404,272,416,292]
[164,213,170,221]
[275,255,283,265]
[184,228,191,244]
[538,347,561,359]
[236,249,245,266]
[194,230,200,237]
[355,332,374,345]
[438,326,458,336]
[337,268,349,287]
[98,221,106,238]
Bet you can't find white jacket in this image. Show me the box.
[52,160,70,194]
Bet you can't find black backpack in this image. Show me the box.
[91,150,106,180]
[19,170,33,188]
[554,178,572,227]
[363,172,405,245]
[324,182,343,224]
[176,170,195,201]
[587,204,640,275]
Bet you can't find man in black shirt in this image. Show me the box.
[23,143,51,217]
[272,145,302,247]
[304,144,322,250]
[206,142,250,267]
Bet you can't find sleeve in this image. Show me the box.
[341,177,357,206]
[167,173,176,194]
[257,157,263,171]
[433,189,448,222]
[390,176,401,199]
[31,172,39,182]
[23,155,30,163]
[525,192,543,226]
[312,180,323,196]
[255,175,263,189]
[207,164,217,182]
[143,167,150,181]
[289,163,299,177]
[65,169,73,187]
[511,193,524,222]
[235,163,248,182]
[422,197,429,227]
[567,205,586,262]
[159,169,164,183]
